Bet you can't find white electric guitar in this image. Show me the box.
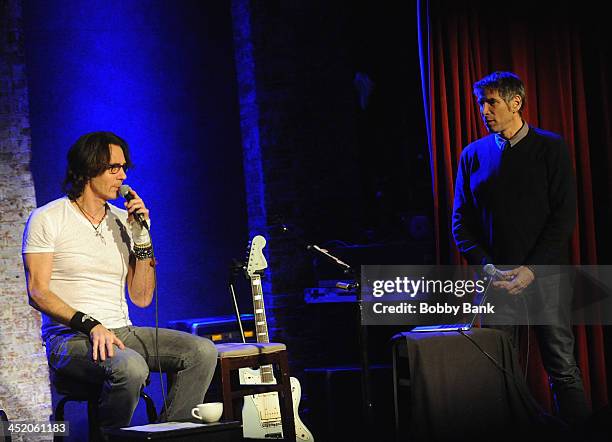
[241,235,314,441]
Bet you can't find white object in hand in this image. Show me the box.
[130,216,150,246]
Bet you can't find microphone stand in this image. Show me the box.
[307,244,373,437]
[228,259,247,343]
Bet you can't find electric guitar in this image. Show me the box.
[240,235,314,441]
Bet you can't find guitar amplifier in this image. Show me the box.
[304,364,394,441]
[167,314,256,343]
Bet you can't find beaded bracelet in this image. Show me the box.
[133,243,154,260]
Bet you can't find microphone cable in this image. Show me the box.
[148,229,169,419]
[122,184,169,417]
[520,293,530,382]
[482,264,531,380]
[456,283,546,424]
[456,328,551,423]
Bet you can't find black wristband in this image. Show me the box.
[69,311,102,336]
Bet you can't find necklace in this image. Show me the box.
[74,200,108,244]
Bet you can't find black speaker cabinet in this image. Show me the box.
[304,365,394,441]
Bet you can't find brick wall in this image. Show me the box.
[231,0,432,376]
[231,0,366,374]
[0,0,52,435]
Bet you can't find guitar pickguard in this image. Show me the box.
[240,368,314,441]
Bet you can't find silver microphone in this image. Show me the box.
[483,263,505,280]
[119,184,149,230]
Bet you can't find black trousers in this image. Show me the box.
[483,271,591,425]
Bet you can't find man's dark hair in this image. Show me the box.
[63,131,132,200]
[473,71,526,114]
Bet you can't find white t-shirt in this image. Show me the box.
[23,197,133,339]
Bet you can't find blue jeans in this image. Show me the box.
[46,326,217,429]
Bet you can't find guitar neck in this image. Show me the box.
[250,274,274,382]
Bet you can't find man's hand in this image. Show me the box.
[124,188,151,247]
[90,324,126,361]
[492,266,535,295]
[124,188,150,224]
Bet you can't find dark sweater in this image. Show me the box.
[452,127,576,266]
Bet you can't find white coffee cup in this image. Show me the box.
[191,402,223,423]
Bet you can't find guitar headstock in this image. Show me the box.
[246,235,267,278]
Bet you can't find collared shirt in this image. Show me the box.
[494,121,529,151]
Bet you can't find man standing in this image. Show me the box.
[22,132,217,433]
[452,72,590,425]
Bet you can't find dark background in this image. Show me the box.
[22,1,427,440]
[23,0,428,331]
[24,0,249,325]
[18,1,612,440]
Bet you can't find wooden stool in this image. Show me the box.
[215,342,296,441]
[50,370,157,442]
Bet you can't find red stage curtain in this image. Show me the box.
[418,0,610,412]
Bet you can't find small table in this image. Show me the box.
[104,420,242,442]
[392,328,545,440]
